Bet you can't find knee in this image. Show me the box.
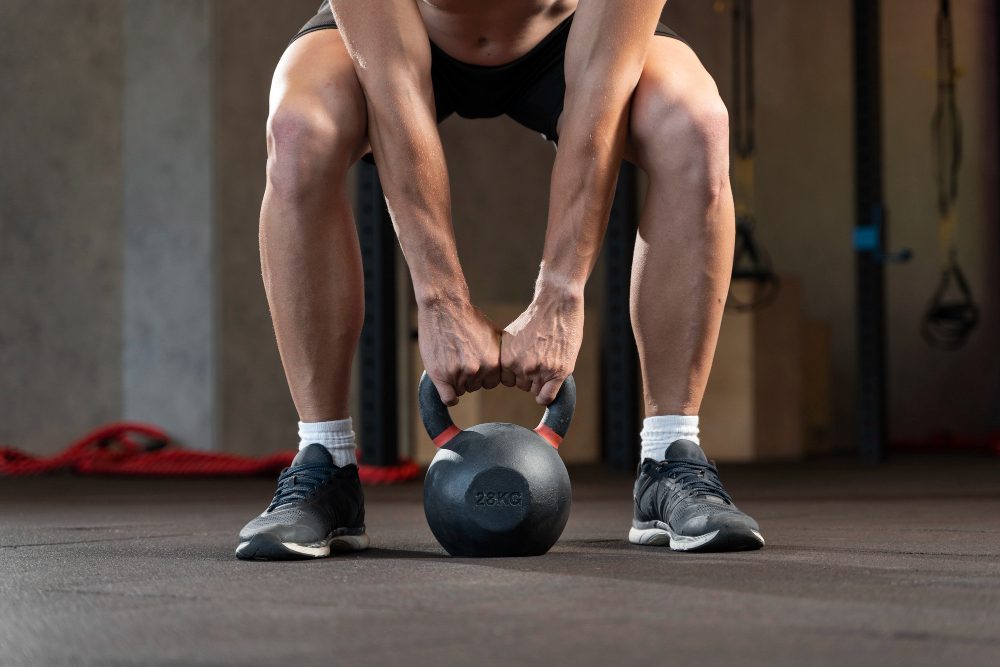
[632,83,730,201]
[265,101,363,202]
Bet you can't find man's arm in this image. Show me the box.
[502,0,665,403]
[330,1,501,404]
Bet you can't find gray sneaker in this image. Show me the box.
[629,440,764,552]
[236,444,369,560]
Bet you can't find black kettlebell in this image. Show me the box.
[419,372,575,557]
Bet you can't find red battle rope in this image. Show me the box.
[0,422,421,484]
[891,432,1000,456]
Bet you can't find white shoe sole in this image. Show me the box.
[236,532,370,560]
[628,524,764,552]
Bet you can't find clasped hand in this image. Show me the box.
[418,292,583,406]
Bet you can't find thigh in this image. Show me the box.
[539,29,697,148]
[270,29,371,163]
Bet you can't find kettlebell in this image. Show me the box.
[419,372,575,557]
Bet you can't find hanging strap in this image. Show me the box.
[922,0,978,349]
[730,217,780,311]
[727,0,778,311]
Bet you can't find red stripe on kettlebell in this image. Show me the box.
[432,425,462,447]
[534,424,562,449]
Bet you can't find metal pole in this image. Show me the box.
[356,162,399,467]
[853,0,887,464]
[602,163,641,471]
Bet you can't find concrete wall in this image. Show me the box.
[123,0,215,450]
[0,0,315,455]
[1,1,125,454]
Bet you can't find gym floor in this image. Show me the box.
[2,456,999,666]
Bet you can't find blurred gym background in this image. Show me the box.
[1,0,997,467]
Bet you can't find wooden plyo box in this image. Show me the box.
[802,319,834,455]
[700,279,806,462]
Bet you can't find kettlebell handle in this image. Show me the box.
[418,372,576,449]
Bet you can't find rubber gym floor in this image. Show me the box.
[2,455,999,666]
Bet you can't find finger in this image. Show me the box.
[537,377,564,406]
[515,373,532,392]
[456,364,479,395]
[530,377,543,398]
[433,379,459,407]
[471,361,497,392]
[481,367,501,390]
[500,367,517,387]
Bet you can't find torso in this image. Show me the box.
[417,0,578,66]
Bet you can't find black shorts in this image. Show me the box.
[292,3,683,145]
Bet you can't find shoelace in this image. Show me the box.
[267,462,332,511]
[653,459,734,504]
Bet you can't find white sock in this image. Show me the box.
[640,415,700,462]
[298,418,357,467]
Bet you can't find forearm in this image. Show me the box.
[539,0,664,297]
[330,1,467,305]
[367,88,467,305]
[539,93,631,297]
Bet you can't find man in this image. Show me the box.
[236,0,764,560]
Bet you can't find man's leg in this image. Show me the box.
[627,38,733,423]
[260,30,370,425]
[238,30,372,560]
[624,37,763,551]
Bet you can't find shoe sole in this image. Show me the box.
[235,531,370,561]
[628,524,765,552]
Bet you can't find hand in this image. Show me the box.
[501,289,584,405]
[417,297,502,406]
